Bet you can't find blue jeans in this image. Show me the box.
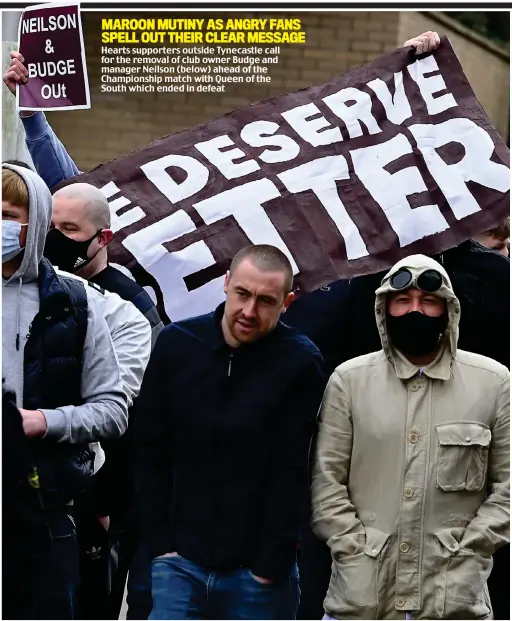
[149,555,300,620]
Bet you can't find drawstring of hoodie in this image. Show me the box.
[15,277,22,351]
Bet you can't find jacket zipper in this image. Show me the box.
[228,351,233,377]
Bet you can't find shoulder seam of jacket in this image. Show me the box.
[455,356,509,381]
[335,355,383,378]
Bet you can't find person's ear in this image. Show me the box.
[282,291,295,312]
[97,229,113,247]
[224,270,230,295]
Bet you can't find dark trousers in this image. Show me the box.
[76,508,153,620]
[125,542,153,620]
[149,555,300,620]
[32,509,81,620]
[488,544,510,620]
[297,525,331,620]
[75,506,111,619]
[105,521,152,620]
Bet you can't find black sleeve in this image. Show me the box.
[251,350,327,580]
[92,427,134,518]
[133,328,176,560]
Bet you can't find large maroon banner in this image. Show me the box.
[58,38,510,323]
[17,1,90,111]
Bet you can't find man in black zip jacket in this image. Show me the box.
[135,244,326,620]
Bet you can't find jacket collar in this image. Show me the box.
[37,258,73,310]
[389,339,453,381]
[210,303,229,351]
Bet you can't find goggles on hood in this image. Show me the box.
[388,268,443,294]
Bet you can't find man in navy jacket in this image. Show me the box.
[135,244,326,620]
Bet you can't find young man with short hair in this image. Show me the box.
[136,244,326,620]
[2,163,128,620]
[473,217,510,257]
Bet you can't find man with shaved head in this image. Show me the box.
[46,183,113,275]
[41,179,163,620]
[44,179,163,341]
[135,244,325,620]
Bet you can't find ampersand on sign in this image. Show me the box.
[45,39,54,53]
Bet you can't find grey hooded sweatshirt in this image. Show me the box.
[2,163,128,443]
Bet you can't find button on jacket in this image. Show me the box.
[312,255,510,620]
[135,303,325,580]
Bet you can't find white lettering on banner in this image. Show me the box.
[27,59,76,78]
[78,43,511,325]
[194,135,260,180]
[122,210,225,321]
[351,133,449,247]
[323,87,382,139]
[367,72,413,125]
[101,181,123,199]
[23,14,78,33]
[141,154,209,203]
[281,102,343,147]
[193,178,300,273]
[240,121,301,164]
[407,56,457,115]
[409,118,510,219]
[118,116,507,320]
[99,181,145,233]
[278,155,369,260]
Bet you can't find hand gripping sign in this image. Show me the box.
[17,1,90,111]
[56,38,510,323]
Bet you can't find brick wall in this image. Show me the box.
[45,11,509,171]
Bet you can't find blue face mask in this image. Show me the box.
[2,220,28,264]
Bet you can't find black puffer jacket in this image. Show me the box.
[24,258,95,508]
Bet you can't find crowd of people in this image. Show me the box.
[2,30,510,621]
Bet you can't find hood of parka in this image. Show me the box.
[374,254,461,376]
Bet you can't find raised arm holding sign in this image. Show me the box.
[15,1,90,111]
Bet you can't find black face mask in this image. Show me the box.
[386,311,448,357]
[44,228,101,273]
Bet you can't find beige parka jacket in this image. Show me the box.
[311,254,510,620]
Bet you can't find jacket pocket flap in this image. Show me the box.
[364,526,390,558]
[331,532,366,558]
[436,422,491,447]
[434,528,461,555]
